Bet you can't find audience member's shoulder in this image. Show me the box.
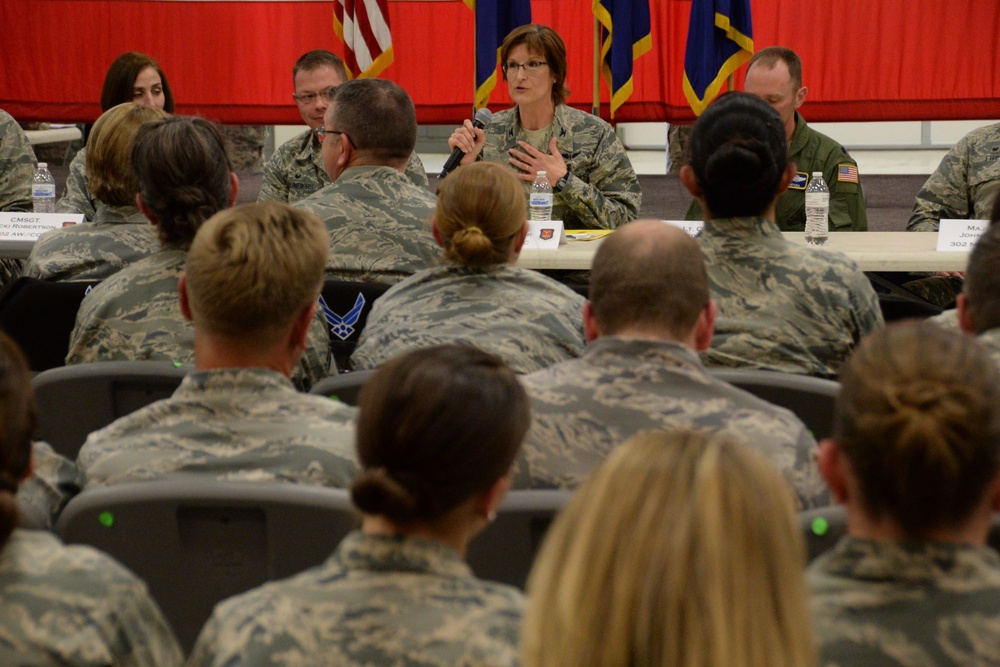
[958,121,1000,148]
[4,529,145,590]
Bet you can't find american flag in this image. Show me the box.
[334,0,394,79]
[838,164,859,184]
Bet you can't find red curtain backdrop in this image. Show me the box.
[2,0,999,125]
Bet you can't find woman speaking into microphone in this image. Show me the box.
[447,24,640,231]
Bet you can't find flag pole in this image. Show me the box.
[592,17,601,116]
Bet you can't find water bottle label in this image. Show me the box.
[805,193,829,207]
[529,193,553,207]
[32,184,56,198]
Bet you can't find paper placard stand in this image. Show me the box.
[522,219,566,251]
[936,219,989,252]
[663,219,704,237]
[0,212,84,259]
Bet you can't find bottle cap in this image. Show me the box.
[537,171,547,177]
[812,171,822,177]
[38,162,47,169]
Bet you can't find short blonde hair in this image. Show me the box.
[185,202,328,345]
[86,102,169,206]
[436,162,526,268]
[523,430,815,667]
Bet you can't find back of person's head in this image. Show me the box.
[435,162,526,268]
[523,430,814,667]
[589,220,709,338]
[962,203,1000,333]
[834,321,1000,539]
[293,49,347,82]
[132,116,233,248]
[689,91,787,218]
[499,24,570,106]
[85,102,170,207]
[185,202,328,345]
[352,345,530,523]
[0,334,37,550]
[329,79,416,163]
[100,51,175,113]
[747,46,803,89]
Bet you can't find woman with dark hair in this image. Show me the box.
[351,161,586,373]
[58,52,174,221]
[811,321,1000,665]
[447,24,640,230]
[189,344,530,666]
[681,91,882,378]
[0,332,182,665]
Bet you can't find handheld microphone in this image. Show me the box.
[439,108,493,178]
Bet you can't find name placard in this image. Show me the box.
[0,212,84,259]
[936,219,989,252]
[663,219,704,237]
[522,219,566,251]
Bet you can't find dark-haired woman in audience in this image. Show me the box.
[25,102,168,281]
[810,321,1000,665]
[189,345,530,666]
[59,52,175,221]
[682,91,882,378]
[447,24,640,230]
[524,429,816,667]
[0,332,182,665]
[351,161,586,373]
[64,116,330,390]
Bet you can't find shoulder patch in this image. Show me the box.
[838,163,859,184]
[789,172,809,190]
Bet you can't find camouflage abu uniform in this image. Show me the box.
[518,337,828,508]
[699,216,883,379]
[481,104,641,230]
[350,263,586,373]
[23,204,156,281]
[65,249,332,390]
[294,165,439,284]
[258,127,429,204]
[688,112,867,232]
[0,529,183,666]
[809,537,1000,666]
[908,122,1000,231]
[188,531,524,667]
[930,308,1000,368]
[78,368,357,492]
[57,148,98,221]
[15,441,82,530]
[0,110,37,287]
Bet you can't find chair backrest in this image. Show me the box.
[799,505,847,563]
[32,361,191,460]
[708,369,840,440]
[309,369,378,406]
[55,480,358,653]
[465,489,571,589]
[0,277,99,371]
[319,280,391,370]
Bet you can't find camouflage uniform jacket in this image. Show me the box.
[0,529,183,666]
[908,122,1000,231]
[688,113,867,232]
[15,441,82,530]
[65,248,332,390]
[57,147,99,221]
[809,537,1000,666]
[930,309,1000,367]
[350,263,586,373]
[481,104,641,230]
[0,109,36,213]
[294,165,440,284]
[23,204,156,281]
[188,531,524,667]
[258,127,429,204]
[78,368,358,490]
[518,337,827,508]
[698,216,883,379]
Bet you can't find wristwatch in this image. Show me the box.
[554,173,570,191]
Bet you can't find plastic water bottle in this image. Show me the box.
[529,171,553,221]
[32,162,56,213]
[804,172,829,246]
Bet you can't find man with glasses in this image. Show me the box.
[294,79,438,284]
[258,50,428,205]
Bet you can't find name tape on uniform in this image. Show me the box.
[936,219,989,252]
[523,219,566,251]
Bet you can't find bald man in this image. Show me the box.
[516,220,827,509]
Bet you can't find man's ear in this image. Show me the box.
[817,439,849,504]
[694,300,716,352]
[794,85,808,110]
[582,301,600,343]
[957,293,976,335]
[178,273,193,322]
